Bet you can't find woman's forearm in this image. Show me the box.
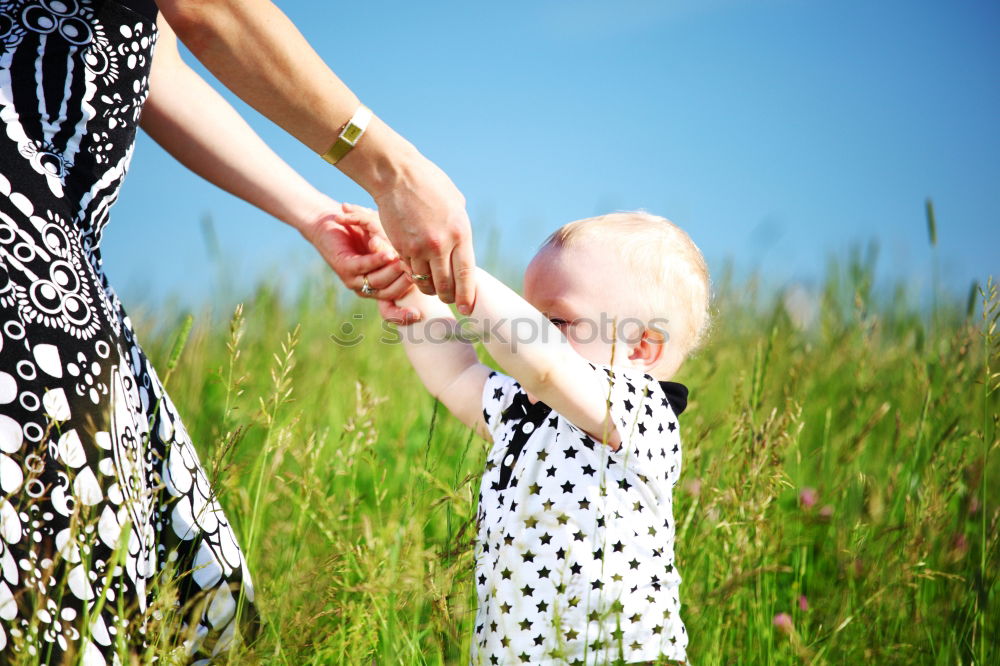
[156,0,415,197]
[141,18,332,232]
[156,0,478,310]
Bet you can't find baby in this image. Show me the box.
[341,208,710,664]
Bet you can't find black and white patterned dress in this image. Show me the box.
[474,364,689,665]
[0,1,255,663]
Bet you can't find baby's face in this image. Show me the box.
[524,242,646,368]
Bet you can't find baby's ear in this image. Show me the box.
[627,327,666,372]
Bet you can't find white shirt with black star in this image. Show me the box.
[471,363,689,665]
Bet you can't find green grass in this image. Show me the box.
[124,247,999,665]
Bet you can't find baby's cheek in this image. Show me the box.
[562,323,623,365]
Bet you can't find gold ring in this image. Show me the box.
[360,275,377,296]
[411,273,431,281]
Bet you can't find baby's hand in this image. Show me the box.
[329,202,420,323]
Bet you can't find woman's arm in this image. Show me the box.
[141,18,413,309]
[155,0,476,311]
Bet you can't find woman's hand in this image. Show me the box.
[305,202,420,324]
[356,147,477,314]
[156,0,478,314]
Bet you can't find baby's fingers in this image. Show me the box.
[378,298,421,325]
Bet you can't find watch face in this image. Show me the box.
[342,123,364,144]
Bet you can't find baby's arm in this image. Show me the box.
[395,289,492,438]
[463,269,621,448]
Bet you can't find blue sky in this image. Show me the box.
[107,0,1000,308]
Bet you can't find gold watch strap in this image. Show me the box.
[321,105,373,165]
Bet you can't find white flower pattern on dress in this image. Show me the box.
[0,0,256,662]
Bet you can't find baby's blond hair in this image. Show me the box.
[544,211,711,371]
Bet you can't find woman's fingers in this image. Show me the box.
[376,271,414,302]
[451,238,477,314]
[353,260,406,296]
[409,257,435,295]
[429,252,454,304]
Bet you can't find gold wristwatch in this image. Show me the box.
[320,105,373,165]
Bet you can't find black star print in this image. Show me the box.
[548,416,559,428]
[591,580,604,590]
[638,422,647,435]
[490,656,498,665]
[501,568,512,579]
[524,516,538,529]
[534,633,545,645]
[536,600,549,612]
[555,548,566,560]
[522,550,536,563]
[561,481,575,493]
[581,464,596,476]
[545,465,557,477]
[518,651,530,662]
[587,610,600,622]
[618,478,632,491]
[501,636,511,647]
[570,562,582,575]
[537,566,551,579]
[668,421,676,432]
[567,596,580,608]
[578,499,590,510]
[493,386,504,400]
[628,558,640,570]
[500,602,511,615]
[565,628,579,640]
[542,499,555,511]
[562,446,578,459]
[623,399,633,411]
[520,584,534,597]
[573,530,585,541]
[612,540,624,552]
[594,547,604,560]
[540,533,552,546]
[528,483,541,495]
[536,449,548,461]
[479,573,487,585]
